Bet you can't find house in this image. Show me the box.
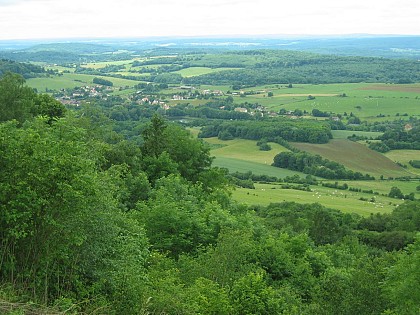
[234,107,248,113]
[404,123,413,131]
[180,85,194,90]
[172,95,184,100]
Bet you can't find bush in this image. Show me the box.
[93,77,113,86]
[409,160,420,168]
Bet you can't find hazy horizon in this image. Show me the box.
[1,0,419,41]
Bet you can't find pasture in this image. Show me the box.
[204,137,307,178]
[80,59,137,70]
[27,73,138,91]
[232,183,398,216]
[292,139,410,178]
[331,130,383,139]
[332,179,420,196]
[212,157,305,178]
[385,150,420,176]
[207,138,289,164]
[232,83,420,120]
[173,67,237,77]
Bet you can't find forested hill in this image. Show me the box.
[1,35,419,58]
[0,59,45,78]
[182,50,420,85]
[0,42,130,64]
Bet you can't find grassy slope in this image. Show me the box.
[174,67,237,77]
[205,137,307,178]
[331,130,383,139]
[27,73,138,91]
[231,83,420,120]
[385,150,420,176]
[207,138,288,164]
[292,139,410,178]
[212,157,306,178]
[232,183,398,216]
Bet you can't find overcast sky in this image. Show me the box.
[0,0,419,40]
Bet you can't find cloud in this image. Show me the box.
[0,0,22,5]
[0,0,419,39]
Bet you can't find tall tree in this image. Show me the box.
[0,72,36,123]
[142,114,167,158]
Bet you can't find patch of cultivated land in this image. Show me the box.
[232,183,399,216]
[206,138,307,178]
[334,180,420,197]
[27,73,137,91]
[212,157,306,178]
[292,139,411,178]
[385,150,420,176]
[331,130,383,139]
[236,83,420,120]
[173,67,237,77]
[358,84,420,93]
[207,138,288,164]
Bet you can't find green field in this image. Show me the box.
[173,67,237,77]
[27,73,139,91]
[232,83,420,120]
[385,150,420,176]
[204,137,307,178]
[292,139,411,178]
[207,138,289,164]
[81,59,137,70]
[232,183,399,216]
[212,157,305,178]
[333,179,420,196]
[331,130,383,139]
[27,76,84,91]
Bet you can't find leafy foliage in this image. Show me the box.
[273,151,374,180]
[199,118,332,144]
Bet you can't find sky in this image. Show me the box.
[0,0,419,40]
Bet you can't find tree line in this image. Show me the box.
[273,151,375,180]
[198,119,332,144]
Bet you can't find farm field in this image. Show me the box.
[212,157,306,178]
[292,139,411,178]
[173,67,237,77]
[27,76,85,91]
[332,179,420,197]
[240,82,420,97]
[232,183,399,216]
[331,130,383,139]
[232,83,420,120]
[27,73,138,91]
[385,150,420,176]
[80,59,137,69]
[206,137,289,164]
[205,137,307,178]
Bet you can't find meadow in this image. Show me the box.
[204,137,306,177]
[173,67,237,77]
[229,83,420,120]
[292,139,410,178]
[204,135,419,213]
[232,183,399,216]
[331,129,383,139]
[212,156,305,178]
[27,72,138,91]
[385,150,420,176]
[206,137,289,164]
